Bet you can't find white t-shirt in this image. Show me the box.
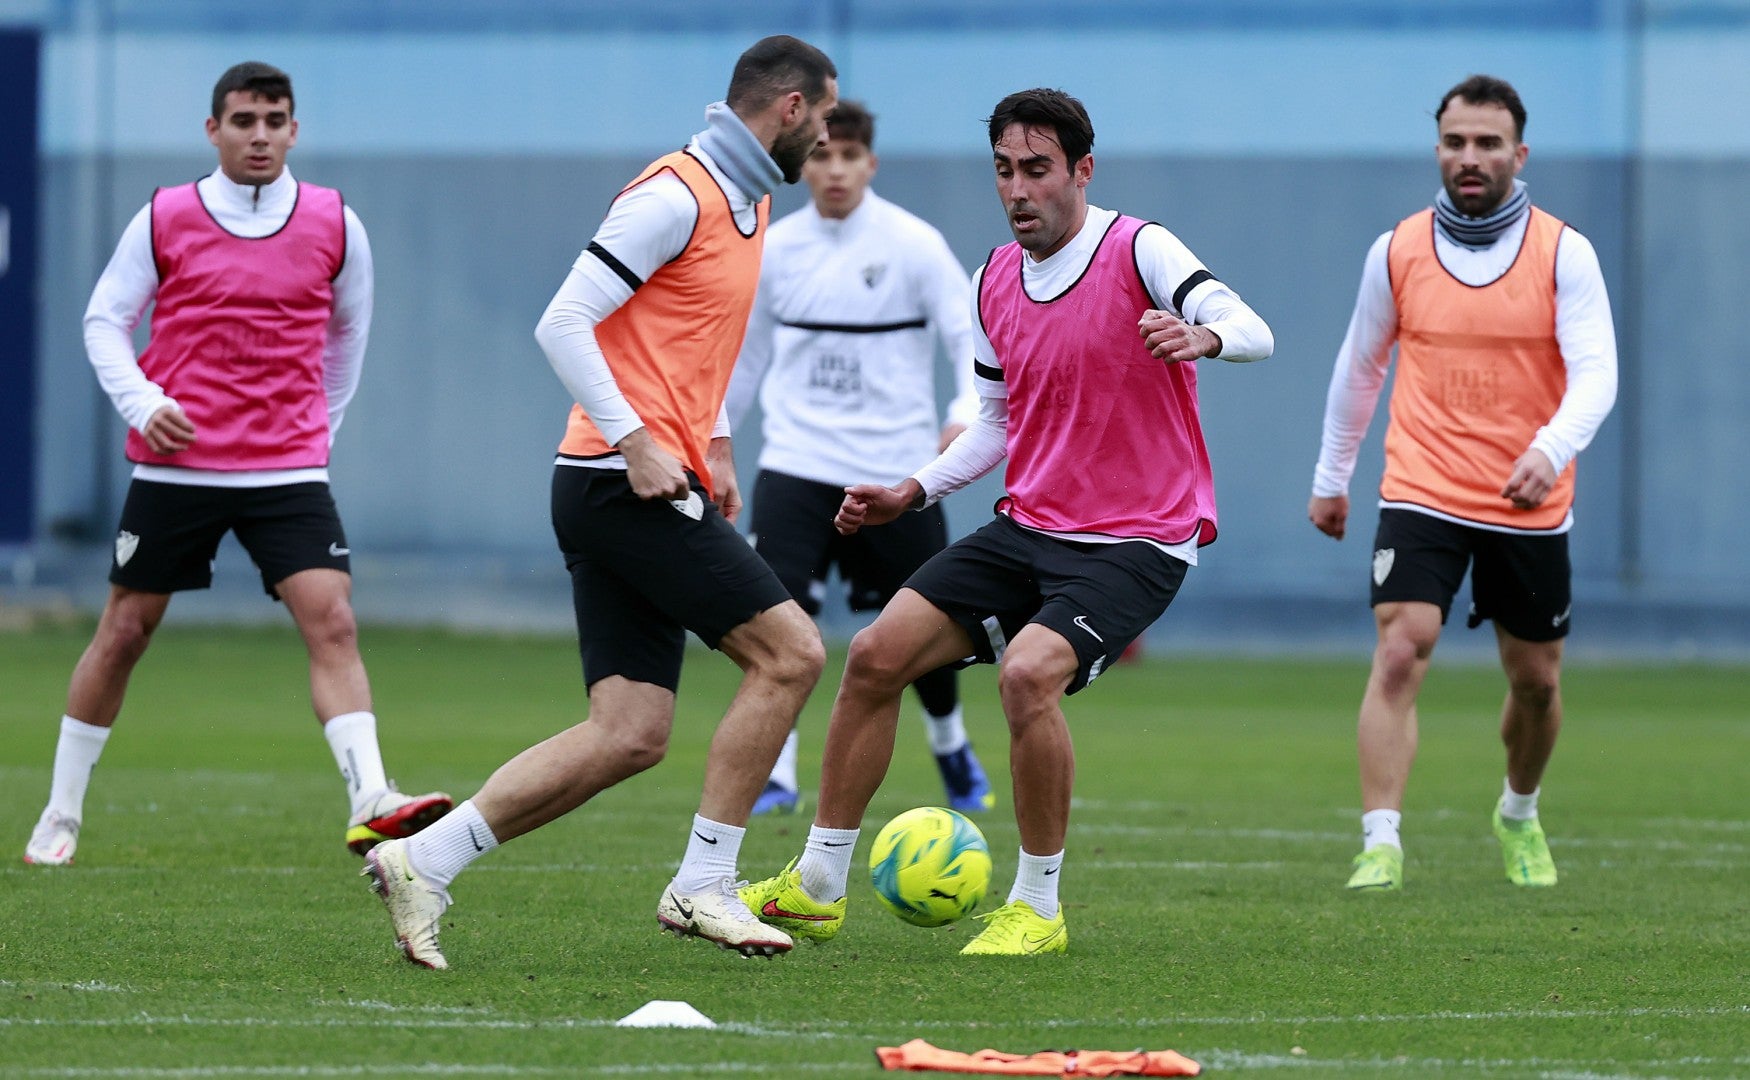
[725,189,977,487]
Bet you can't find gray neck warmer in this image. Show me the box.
[1434,177,1529,249]
[695,101,781,202]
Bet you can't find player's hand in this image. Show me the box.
[1501,449,1557,510]
[937,422,967,453]
[618,428,690,501]
[1309,494,1349,539]
[1138,309,1220,364]
[141,403,197,454]
[707,437,742,524]
[835,481,914,536]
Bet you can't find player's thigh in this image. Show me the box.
[566,553,689,692]
[1472,529,1572,642]
[1369,508,1473,623]
[749,470,841,615]
[841,502,948,612]
[108,479,234,594]
[1031,536,1188,695]
[229,482,352,599]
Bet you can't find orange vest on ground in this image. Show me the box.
[557,150,767,498]
[1383,206,1571,530]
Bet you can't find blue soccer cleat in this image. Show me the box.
[936,744,996,813]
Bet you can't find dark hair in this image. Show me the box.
[726,35,837,112]
[1437,74,1526,141]
[986,88,1094,167]
[212,61,293,119]
[827,99,875,149]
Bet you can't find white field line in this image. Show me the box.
[12,1067,853,1078]
[1196,1048,1750,1074]
[4,1004,1745,1034]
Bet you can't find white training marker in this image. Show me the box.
[615,1000,717,1029]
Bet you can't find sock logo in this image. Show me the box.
[693,831,718,846]
[468,825,488,853]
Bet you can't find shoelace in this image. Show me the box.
[720,878,758,923]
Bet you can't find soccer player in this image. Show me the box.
[1308,75,1618,892]
[362,36,838,968]
[21,62,452,867]
[741,88,1273,955]
[724,99,994,819]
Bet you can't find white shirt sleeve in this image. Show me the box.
[911,264,1008,504]
[1311,232,1398,498]
[1531,229,1618,474]
[533,174,699,447]
[323,206,373,440]
[724,262,777,431]
[82,204,173,433]
[1135,223,1273,362]
[918,230,979,428]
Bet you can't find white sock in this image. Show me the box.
[405,799,497,891]
[797,824,859,902]
[671,814,744,892]
[46,716,112,820]
[323,711,390,813]
[1499,779,1540,821]
[1361,808,1402,851]
[923,705,967,756]
[769,729,799,793]
[1006,848,1064,919]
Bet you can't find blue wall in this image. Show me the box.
[8,1,1750,642]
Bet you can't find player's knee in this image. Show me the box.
[95,613,156,667]
[306,598,359,650]
[1507,669,1560,714]
[996,649,1071,714]
[1372,634,1430,694]
[842,626,912,696]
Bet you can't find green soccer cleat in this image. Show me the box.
[1493,807,1557,887]
[1346,844,1404,891]
[959,900,1067,956]
[739,857,846,944]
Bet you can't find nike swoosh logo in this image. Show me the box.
[1043,867,1057,876]
[1072,615,1104,642]
[468,826,487,853]
[822,840,851,847]
[1023,924,1066,951]
[670,892,694,920]
[693,831,718,845]
[761,899,835,922]
[328,542,351,557]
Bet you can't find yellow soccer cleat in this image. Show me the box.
[1346,844,1404,891]
[958,900,1067,956]
[738,857,846,944]
[345,785,453,857]
[1493,808,1557,887]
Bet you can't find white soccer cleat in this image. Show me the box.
[24,810,80,866]
[657,876,794,957]
[362,838,451,969]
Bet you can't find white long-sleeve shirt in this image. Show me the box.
[534,139,742,469]
[912,204,1275,563]
[1311,212,1618,531]
[724,190,977,487]
[83,168,373,488]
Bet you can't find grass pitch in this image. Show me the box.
[1,624,1746,1077]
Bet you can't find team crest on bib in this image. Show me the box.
[1372,547,1395,586]
[115,530,140,567]
[861,262,887,288]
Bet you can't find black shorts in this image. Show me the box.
[550,465,793,692]
[109,479,350,598]
[903,514,1188,695]
[1370,508,1572,642]
[750,470,948,615]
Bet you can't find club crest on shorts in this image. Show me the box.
[1372,547,1395,586]
[669,491,704,521]
[115,530,140,567]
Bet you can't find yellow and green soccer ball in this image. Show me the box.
[868,806,992,927]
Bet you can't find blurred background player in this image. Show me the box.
[1308,75,1618,892]
[22,62,451,867]
[361,36,837,968]
[742,88,1273,955]
[725,99,994,818]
